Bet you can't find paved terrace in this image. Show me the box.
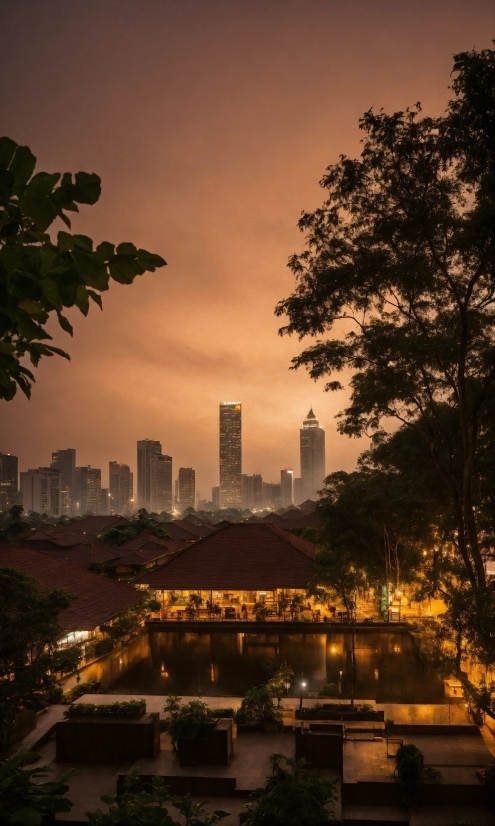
[14,696,495,826]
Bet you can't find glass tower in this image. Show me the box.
[300,409,326,501]
[219,402,242,509]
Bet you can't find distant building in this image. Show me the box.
[178,467,195,511]
[151,454,172,513]
[51,449,76,516]
[100,488,110,515]
[262,482,281,510]
[109,461,133,515]
[293,477,303,506]
[0,452,18,511]
[219,402,242,509]
[300,409,325,501]
[137,439,161,511]
[75,466,101,515]
[280,468,294,508]
[20,467,61,517]
[212,485,220,510]
[242,473,263,511]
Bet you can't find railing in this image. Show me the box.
[146,612,404,625]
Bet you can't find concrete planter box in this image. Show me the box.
[56,712,159,763]
[177,719,234,767]
[295,727,343,769]
[298,710,384,722]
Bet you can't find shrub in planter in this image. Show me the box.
[235,686,281,728]
[207,707,236,720]
[395,743,442,808]
[164,699,210,749]
[64,699,146,719]
[62,681,102,703]
[86,638,113,659]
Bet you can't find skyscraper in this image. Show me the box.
[109,461,133,515]
[20,468,61,517]
[280,467,294,508]
[212,486,220,510]
[151,454,173,513]
[51,448,76,515]
[300,409,326,501]
[242,474,263,511]
[75,466,101,515]
[137,439,161,511]
[177,467,195,511]
[0,452,18,511]
[219,402,242,509]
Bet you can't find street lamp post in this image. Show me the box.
[299,681,306,714]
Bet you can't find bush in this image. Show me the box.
[86,638,113,659]
[395,743,442,809]
[235,686,281,726]
[239,753,337,826]
[164,699,210,743]
[207,707,236,719]
[85,768,228,826]
[0,752,77,825]
[62,681,101,703]
[48,685,64,704]
[64,700,146,719]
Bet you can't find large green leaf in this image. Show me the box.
[109,255,143,284]
[72,248,109,290]
[0,136,18,168]
[9,145,36,185]
[73,171,101,204]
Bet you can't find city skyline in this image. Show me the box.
[1,2,486,496]
[1,404,328,513]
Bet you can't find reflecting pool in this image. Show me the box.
[107,629,444,703]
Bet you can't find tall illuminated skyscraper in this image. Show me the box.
[219,402,242,509]
[300,409,325,501]
[280,467,294,508]
[178,467,195,511]
[109,461,133,515]
[152,454,173,513]
[137,439,161,511]
[0,452,18,510]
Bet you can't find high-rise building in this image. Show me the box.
[177,467,195,511]
[0,452,18,511]
[300,409,326,501]
[262,482,281,510]
[137,439,161,511]
[75,466,101,515]
[219,402,242,509]
[20,468,61,517]
[242,473,263,511]
[109,461,133,515]
[212,486,220,510]
[51,448,76,515]
[280,468,294,508]
[100,488,110,515]
[151,454,173,513]
[293,477,303,506]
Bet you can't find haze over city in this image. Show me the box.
[1,0,492,493]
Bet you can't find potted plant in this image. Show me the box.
[235,686,282,732]
[164,697,211,765]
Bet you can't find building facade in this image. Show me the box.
[75,466,101,515]
[300,409,325,501]
[177,467,195,511]
[0,452,18,511]
[151,454,173,513]
[262,482,281,510]
[20,467,61,517]
[242,473,263,511]
[280,468,294,508]
[212,485,220,510]
[293,477,303,506]
[50,448,76,516]
[137,439,162,511]
[109,461,133,515]
[219,402,242,509]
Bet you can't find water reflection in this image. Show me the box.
[108,630,443,703]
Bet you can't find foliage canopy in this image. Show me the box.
[0,137,166,400]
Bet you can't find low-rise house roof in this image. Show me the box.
[40,542,121,569]
[0,545,141,631]
[136,522,315,591]
[171,519,216,538]
[155,522,199,541]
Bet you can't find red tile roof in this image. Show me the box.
[40,543,121,568]
[136,522,315,590]
[171,519,217,537]
[0,545,141,631]
[155,522,198,541]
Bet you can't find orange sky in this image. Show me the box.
[1,0,494,497]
